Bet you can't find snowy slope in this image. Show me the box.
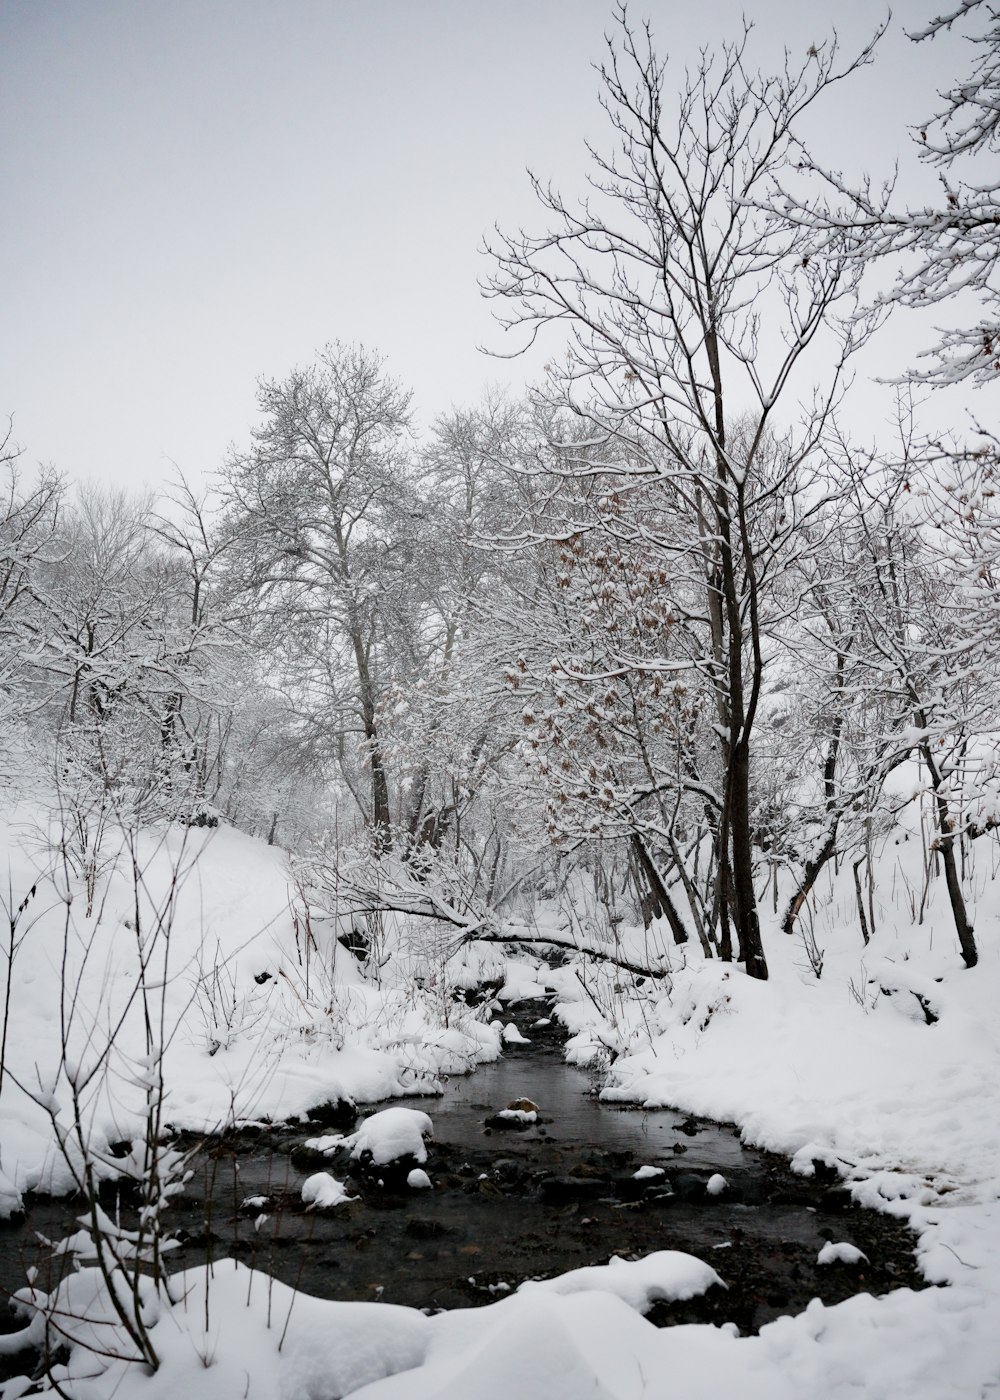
[0,808,499,1213]
[3,804,1000,1397]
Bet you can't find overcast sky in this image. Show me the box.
[1,1,975,489]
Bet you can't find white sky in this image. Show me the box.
[0,1,976,488]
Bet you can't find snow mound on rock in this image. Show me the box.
[301,1172,355,1209]
[348,1290,662,1400]
[348,1107,434,1165]
[817,1241,868,1266]
[518,1250,724,1313]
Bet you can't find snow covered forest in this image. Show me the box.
[3,3,1000,1397]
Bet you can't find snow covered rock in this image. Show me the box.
[869,959,944,1025]
[633,1165,665,1181]
[501,1022,531,1045]
[407,1168,433,1190]
[817,1241,868,1266]
[303,1132,348,1156]
[706,1173,728,1196]
[518,1250,725,1313]
[348,1107,434,1165]
[486,1098,541,1129]
[301,1172,355,1210]
[498,962,550,1002]
[347,1290,660,1400]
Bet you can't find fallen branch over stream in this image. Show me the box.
[344,889,671,981]
[469,929,671,981]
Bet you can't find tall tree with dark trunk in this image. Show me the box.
[485,8,882,977]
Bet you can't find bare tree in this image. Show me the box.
[776,2,1000,386]
[853,465,982,967]
[484,8,882,978]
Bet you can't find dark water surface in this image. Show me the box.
[0,1011,930,1355]
[405,1051,748,1167]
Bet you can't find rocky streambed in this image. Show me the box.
[0,1005,929,1358]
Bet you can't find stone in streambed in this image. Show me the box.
[485,1097,544,1130]
[671,1173,710,1202]
[304,1097,358,1131]
[539,1175,609,1204]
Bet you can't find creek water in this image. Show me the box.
[404,1050,748,1167]
[0,1010,929,1348]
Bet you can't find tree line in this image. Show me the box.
[3,2,998,979]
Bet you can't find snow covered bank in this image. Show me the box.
[0,812,501,1215]
[0,1253,726,1400]
[556,866,1000,1397]
[4,805,1000,1396]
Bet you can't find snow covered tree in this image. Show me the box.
[849,460,983,968]
[16,483,242,831]
[778,1,1000,386]
[387,392,527,865]
[485,10,881,978]
[221,343,414,847]
[763,489,897,942]
[752,5,1000,964]
[221,351,536,906]
[148,472,301,835]
[498,432,720,952]
[0,431,63,764]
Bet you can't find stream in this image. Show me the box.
[0,1008,929,1357]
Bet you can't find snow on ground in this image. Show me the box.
[5,803,1000,1396]
[549,832,1000,1399]
[0,1252,725,1400]
[517,1251,725,1309]
[0,807,499,1212]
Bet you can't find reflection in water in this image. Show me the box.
[406,1055,746,1168]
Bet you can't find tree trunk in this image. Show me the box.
[350,626,392,848]
[729,741,768,979]
[783,822,839,937]
[852,857,871,945]
[711,409,767,982]
[921,742,978,969]
[933,791,978,969]
[630,835,688,946]
[368,732,392,849]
